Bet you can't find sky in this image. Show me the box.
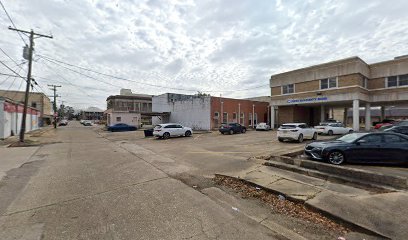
[1,0,408,110]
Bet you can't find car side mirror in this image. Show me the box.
[356,139,366,145]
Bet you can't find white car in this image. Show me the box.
[153,123,193,139]
[256,122,271,131]
[314,123,353,135]
[277,123,317,143]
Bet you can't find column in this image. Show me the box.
[238,103,241,124]
[252,104,255,128]
[343,108,348,125]
[320,105,325,123]
[365,102,371,131]
[353,99,360,131]
[381,106,385,121]
[270,106,275,129]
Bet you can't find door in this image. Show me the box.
[347,134,383,163]
[381,134,408,164]
[301,124,313,138]
[164,124,176,136]
[175,124,184,136]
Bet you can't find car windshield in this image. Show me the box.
[337,133,367,143]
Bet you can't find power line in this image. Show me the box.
[0,59,25,79]
[0,0,27,44]
[37,54,269,93]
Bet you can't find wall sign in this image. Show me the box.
[287,96,328,104]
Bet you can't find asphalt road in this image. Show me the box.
[0,122,299,240]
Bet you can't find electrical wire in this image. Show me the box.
[0,0,27,45]
[37,54,269,93]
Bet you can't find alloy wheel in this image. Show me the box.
[328,151,345,165]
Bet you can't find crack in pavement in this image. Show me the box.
[2,176,169,217]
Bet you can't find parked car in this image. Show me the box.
[83,120,93,126]
[153,123,193,139]
[319,119,341,125]
[256,122,271,131]
[383,125,408,136]
[314,123,353,136]
[58,120,68,126]
[277,123,318,143]
[304,132,408,165]
[219,123,247,135]
[107,123,137,132]
[79,120,85,124]
[373,119,395,129]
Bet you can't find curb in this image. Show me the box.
[266,155,407,190]
[215,173,391,239]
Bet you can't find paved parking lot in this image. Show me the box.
[100,129,332,177]
[99,128,407,179]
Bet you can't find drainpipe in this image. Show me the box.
[238,103,241,124]
[252,104,255,128]
[221,101,224,123]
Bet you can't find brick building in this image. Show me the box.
[269,55,408,130]
[152,93,269,130]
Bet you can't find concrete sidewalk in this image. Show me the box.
[0,146,39,180]
[219,165,408,239]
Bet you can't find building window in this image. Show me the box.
[214,112,219,127]
[254,113,258,125]
[31,102,37,108]
[116,117,121,122]
[320,77,337,89]
[282,84,294,94]
[249,113,252,126]
[240,112,245,125]
[223,112,228,123]
[399,74,408,86]
[232,112,237,122]
[387,76,398,87]
[362,77,368,89]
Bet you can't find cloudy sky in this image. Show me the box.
[1,0,408,110]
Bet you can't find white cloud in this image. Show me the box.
[1,0,408,109]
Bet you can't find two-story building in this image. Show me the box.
[269,55,408,131]
[105,89,153,127]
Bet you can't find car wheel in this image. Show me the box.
[185,130,192,137]
[241,128,246,133]
[312,132,318,140]
[297,134,304,143]
[278,137,284,142]
[221,132,225,135]
[229,130,234,135]
[163,132,170,139]
[328,130,333,136]
[327,151,345,165]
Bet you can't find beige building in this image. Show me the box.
[0,90,52,126]
[105,89,153,127]
[270,55,408,131]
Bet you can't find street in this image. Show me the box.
[1,122,404,239]
[0,122,332,240]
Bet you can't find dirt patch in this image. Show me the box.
[213,175,349,235]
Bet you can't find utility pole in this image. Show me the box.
[8,27,52,143]
[48,84,61,128]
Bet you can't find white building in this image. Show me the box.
[152,93,211,130]
[0,97,40,139]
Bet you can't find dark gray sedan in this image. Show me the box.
[304,132,408,165]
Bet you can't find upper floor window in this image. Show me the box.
[387,74,408,87]
[320,77,337,89]
[282,84,294,94]
[31,102,37,108]
[362,77,368,89]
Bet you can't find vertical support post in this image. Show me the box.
[353,99,360,131]
[365,102,371,131]
[252,104,255,128]
[270,106,275,129]
[343,107,348,125]
[320,105,325,123]
[238,103,241,124]
[19,30,34,142]
[381,106,386,121]
[220,101,224,123]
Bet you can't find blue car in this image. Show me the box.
[107,123,137,132]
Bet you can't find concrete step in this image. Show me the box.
[265,156,407,190]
